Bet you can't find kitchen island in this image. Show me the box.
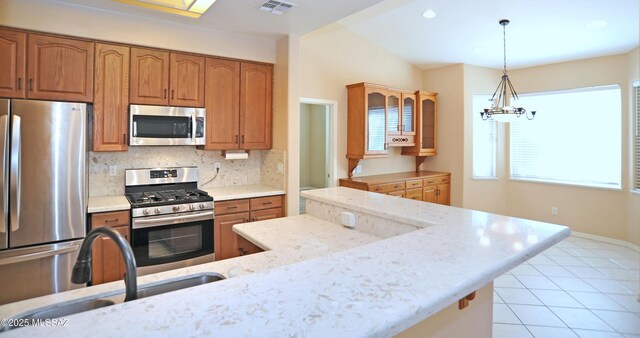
[0,187,569,337]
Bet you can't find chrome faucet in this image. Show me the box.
[71,227,138,301]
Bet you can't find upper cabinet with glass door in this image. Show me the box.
[386,90,416,147]
[402,91,438,159]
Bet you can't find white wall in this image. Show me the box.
[300,23,423,179]
[0,0,275,62]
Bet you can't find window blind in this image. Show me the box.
[510,85,622,188]
[473,95,497,178]
[634,82,640,190]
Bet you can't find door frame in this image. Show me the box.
[299,97,338,187]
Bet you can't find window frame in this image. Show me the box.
[633,80,640,193]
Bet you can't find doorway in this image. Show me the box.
[299,98,337,214]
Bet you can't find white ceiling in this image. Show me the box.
[55,0,639,69]
[55,0,387,38]
[340,0,640,69]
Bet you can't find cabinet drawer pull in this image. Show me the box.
[262,202,272,205]
[29,79,33,91]
[104,218,119,223]
[227,206,238,210]
[18,78,22,90]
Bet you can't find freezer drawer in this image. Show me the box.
[0,240,85,305]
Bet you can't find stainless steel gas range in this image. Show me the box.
[125,167,214,275]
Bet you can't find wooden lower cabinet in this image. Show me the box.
[215,195,284,260]
[90,210,130,285]
[339,171,451,206]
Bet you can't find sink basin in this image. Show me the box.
[137,272,225,299]
[16,299,115,322]
[5,272,225,330]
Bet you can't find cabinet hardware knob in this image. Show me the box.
[29,79,33,91]
[18,78,22,90]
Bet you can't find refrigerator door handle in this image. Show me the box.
[0,115,7,234]
[0,243,80,266]
[10,115,20,232]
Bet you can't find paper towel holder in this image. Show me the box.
[222,150,250,160]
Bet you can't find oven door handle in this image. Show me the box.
[132,211,214,229]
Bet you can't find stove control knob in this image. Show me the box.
[199,203,205,209]
[154,208,161,214]
[172,206,180,212]
[189,204,196,211]
[143,209,150,216]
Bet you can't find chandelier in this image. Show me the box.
[480,19,536,123]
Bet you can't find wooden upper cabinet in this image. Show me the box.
[27,34,94,102]
[169,53,205,107]
[130,47,169,105]
[240,62,272,149]
[204,58,240,150]
[0,28,26,98]
[130,48,204,107]
[402,91,438,158]
[93,43,129,152]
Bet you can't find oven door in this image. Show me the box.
[131,210,213,269]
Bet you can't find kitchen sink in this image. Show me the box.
[5,272,225,329]
[136,272,225,298]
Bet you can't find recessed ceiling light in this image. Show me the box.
[586,19,608,30]
[113,0,217,18]
[422,9,436,19]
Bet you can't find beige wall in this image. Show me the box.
[300,23,423,180]
[0,0,275,62]
[421,64,465,207]
[462,64,508,214]
[507,53,634,242]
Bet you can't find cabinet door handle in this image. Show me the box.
[123,134,127,144]
[29,79,33,91]
[171,89,174,99]
[235,135,239,144]
[164,89,167,99]
[241,135,245,144]
[17,78,22,90]
[238,248,248,256]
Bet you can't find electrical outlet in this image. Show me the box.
[277,163,284,174]
[340,211,356,229]
[108,165,117,177]
[355,165,362,174]
[214,162,221,171]
[551,207,558,215]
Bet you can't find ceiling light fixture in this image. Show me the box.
[113,0,217,18]
[422,9,436,19]
[480,19,536,123]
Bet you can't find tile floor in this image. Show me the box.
[493,235,640,338]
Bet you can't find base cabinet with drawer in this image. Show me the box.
[90,210,131,285]
[339,171,451,205]
[214,195,284,260]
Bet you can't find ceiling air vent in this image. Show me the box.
[259,0,297,15]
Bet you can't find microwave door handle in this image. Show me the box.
[191,113,196,144]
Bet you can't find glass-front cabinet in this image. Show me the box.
[402,91,438,158]
[386,90,416,147]
[366,89,387,153]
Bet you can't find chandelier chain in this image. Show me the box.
[503,23,507,75]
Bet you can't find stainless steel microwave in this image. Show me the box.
[129,105,205,146]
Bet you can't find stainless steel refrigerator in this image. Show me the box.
[0,99,87,305]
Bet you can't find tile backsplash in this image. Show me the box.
[90,147,285,196]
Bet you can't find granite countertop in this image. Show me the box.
[87,196,130,213]
[201,184,285,201]
[1,187,569,337]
